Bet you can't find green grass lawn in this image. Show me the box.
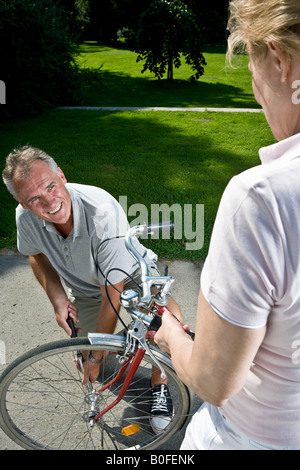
[0,109,274,260]
[77,42,258,108]
[0,41,274,259]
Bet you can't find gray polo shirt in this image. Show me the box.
[16,183,150,298]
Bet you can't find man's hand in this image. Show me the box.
[55,300,81,336]
[82,358,101,384]
[82,351,107,384]
[28,254,82,336]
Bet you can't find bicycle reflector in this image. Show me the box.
[121,424,141,436]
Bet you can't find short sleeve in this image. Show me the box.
[16,205,42,256]
[201,173,285,329]
[95,236,138,285]
[91,196,141,285]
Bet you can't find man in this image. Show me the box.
[2,145,176,433]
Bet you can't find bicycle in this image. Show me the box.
[0,222,194,450]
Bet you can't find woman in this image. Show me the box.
[155,0,300,450]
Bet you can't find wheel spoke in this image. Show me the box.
[0,337,190,450]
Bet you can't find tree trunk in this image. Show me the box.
[167,53,173,81]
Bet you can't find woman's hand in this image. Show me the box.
[154,310,191,354]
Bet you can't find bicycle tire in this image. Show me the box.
[0,335,191,450]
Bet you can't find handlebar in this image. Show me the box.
[125,221,195,340]
[143,221,175,234]
[149,306,195,340]
[69,221,194,345]
[125,221,175,305]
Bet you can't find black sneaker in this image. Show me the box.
[150,384,174,434]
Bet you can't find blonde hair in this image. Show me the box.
[227,0,300,63]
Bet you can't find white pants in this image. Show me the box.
[181,402,300,450]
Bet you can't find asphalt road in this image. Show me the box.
[0,251,203,450]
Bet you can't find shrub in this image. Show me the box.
[0,0,84,117]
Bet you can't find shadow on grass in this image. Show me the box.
[80,69,257,109]
[77,40,257,109]
[0,109,273,259]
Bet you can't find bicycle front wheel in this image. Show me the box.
[0,335,191,450]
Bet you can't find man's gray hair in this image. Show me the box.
[2,146,59,198]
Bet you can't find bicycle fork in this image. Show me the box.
[90,346,146,426]
[86,323,167,428]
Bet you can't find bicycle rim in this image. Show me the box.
[0,335,190,450]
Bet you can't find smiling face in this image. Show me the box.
[13,160,73,236]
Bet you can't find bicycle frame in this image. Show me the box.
[88,302,171,425]
[0,222,193,450]
[86,222,176,426]
[91,348,145,422]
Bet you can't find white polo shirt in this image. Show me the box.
[16,184,151,298]
[201,132,300,446]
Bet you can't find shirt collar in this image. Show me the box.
[68,186,88,238]
[259,132,300,164]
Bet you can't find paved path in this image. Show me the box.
[58,106,263,113]
[0,251,203,450]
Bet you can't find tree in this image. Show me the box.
[84,0,120,43]
[185,0,229,43]
[133,0,206,81]
[0,0,85,117]
[59,0,90,42]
